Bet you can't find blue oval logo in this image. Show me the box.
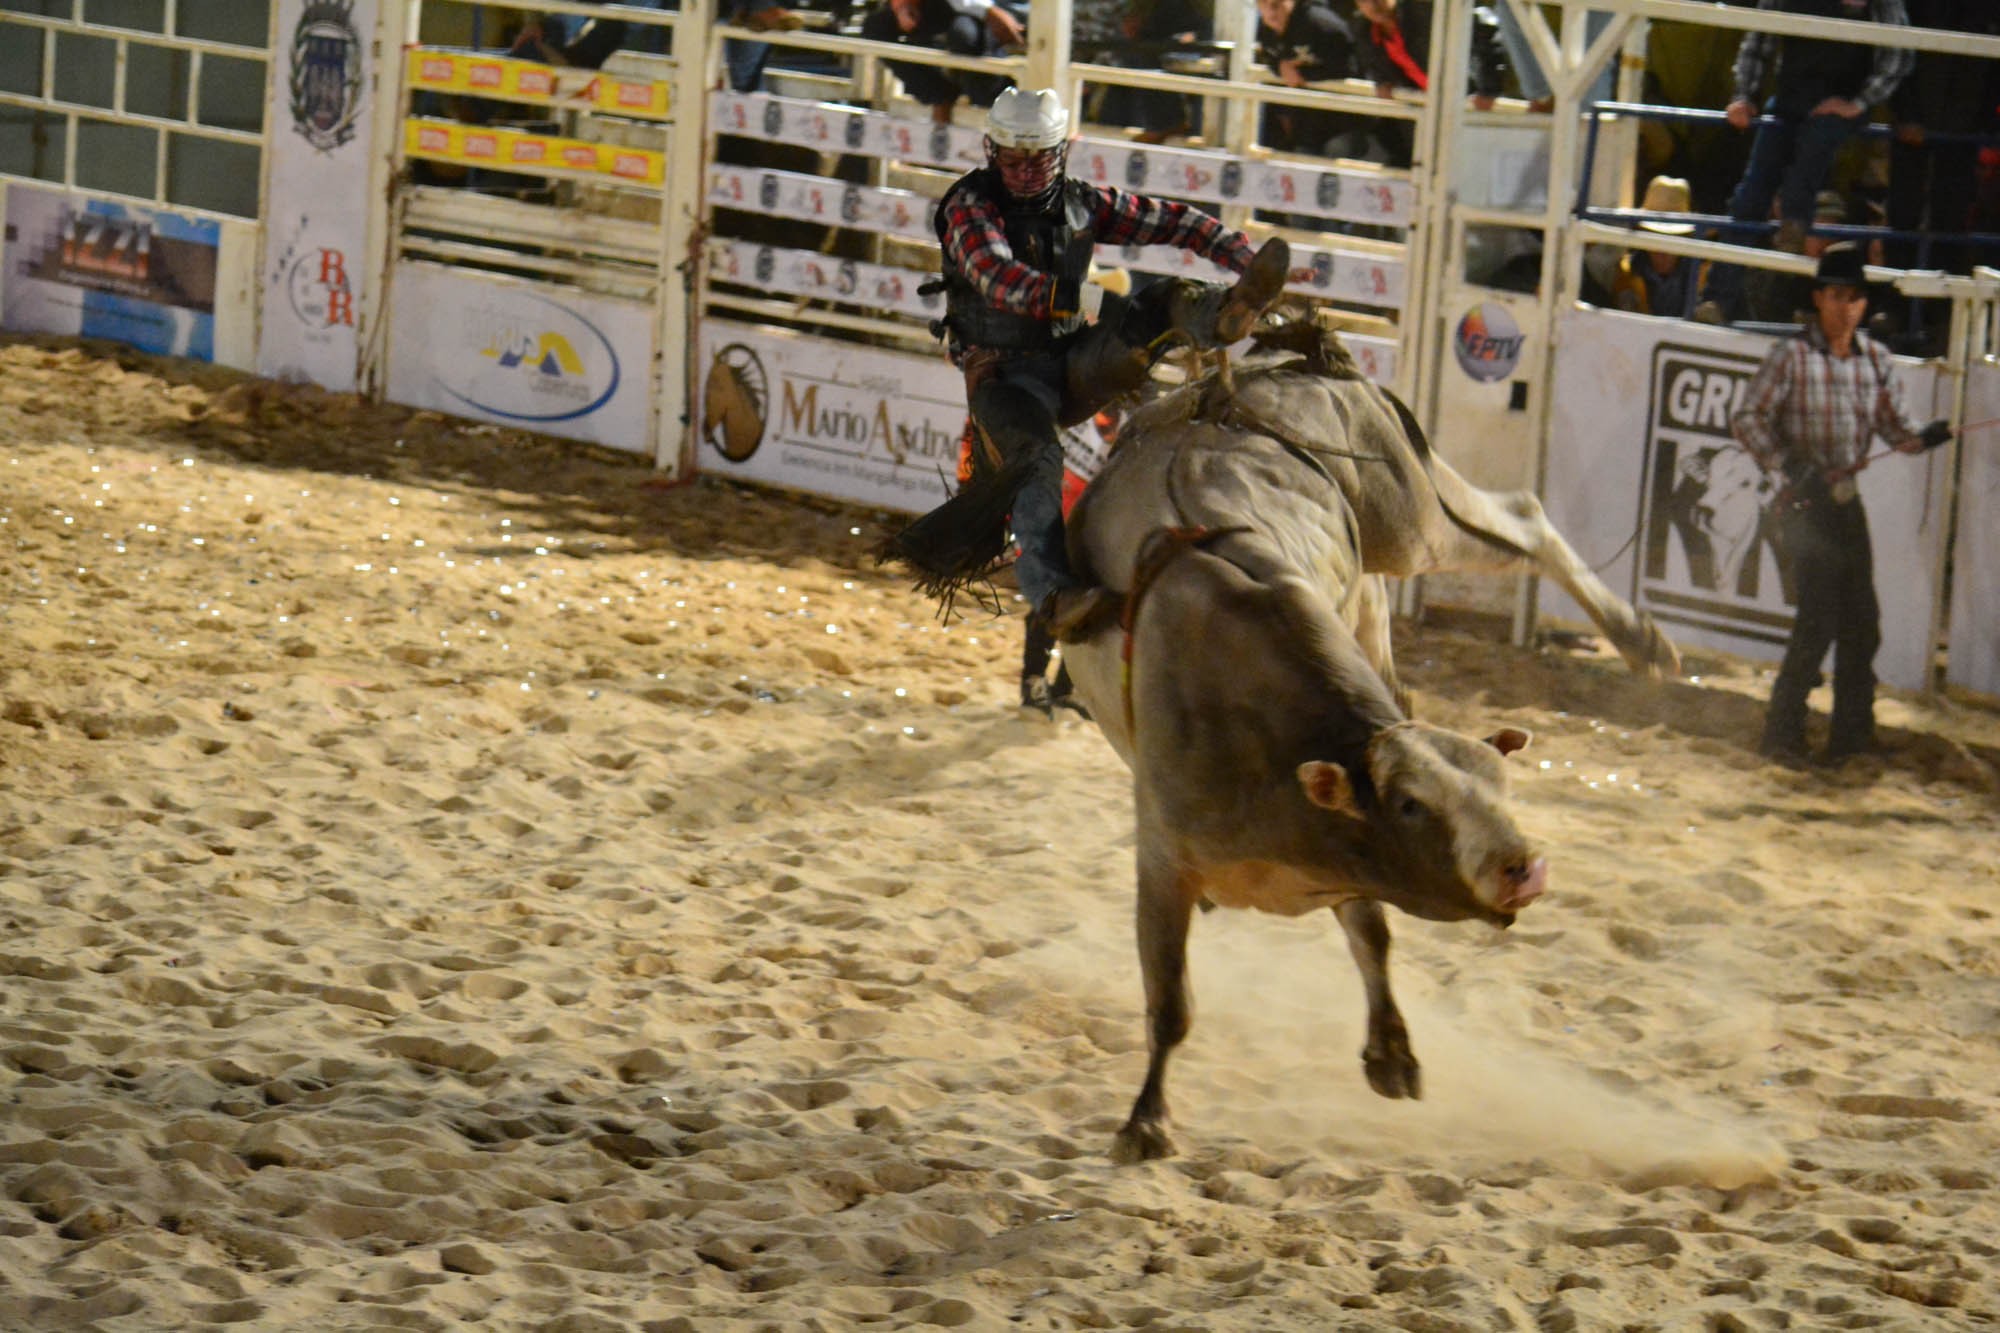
[1453,302,1525,382]
[437,291,622,424]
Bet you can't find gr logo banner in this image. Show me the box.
[1634,344,1792,646]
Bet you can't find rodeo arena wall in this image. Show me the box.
[0,0,1996,699]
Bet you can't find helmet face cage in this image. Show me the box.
[986,137,1068,208]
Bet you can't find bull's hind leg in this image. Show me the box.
[1425,466,1680,679]
[1114,840,1201,1164]
[1334,898,1420,1099]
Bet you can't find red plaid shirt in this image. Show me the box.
[1731,324,1922,475]
[937,181,1256,320]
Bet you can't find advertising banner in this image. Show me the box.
[707,166,930,240]
[406,48,670,120]
[709,90,1416,228]
[2,184,220,359]
[1545,306,1949,692]
[1947,362,2000,697]
[709,240,941,322]
[696,319,965,513]
[385,263,656,453]
[260,0,378,391]
[404,119,665,187]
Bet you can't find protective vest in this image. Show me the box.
[935,170,1097,351]
[1774,0,1874,112]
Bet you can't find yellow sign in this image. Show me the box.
[405,49,670,121]
[403,118,666,187]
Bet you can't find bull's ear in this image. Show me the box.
[1485,727,1532,756]
[1297,761,1361,815]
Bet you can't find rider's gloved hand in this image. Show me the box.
[1052,275,1106,323]
[1919,418,1954,450]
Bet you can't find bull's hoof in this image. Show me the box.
[1112,1117,1177,1163]
[1621,612,1681,680]
[1363,1049,1422,1100]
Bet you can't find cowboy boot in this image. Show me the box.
[1162,238,1291,348]
[1213,237,1291,343]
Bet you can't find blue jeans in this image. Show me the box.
[1493,4,1612,104]
[1702,102,1862,319]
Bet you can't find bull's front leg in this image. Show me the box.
[1113,844,1201,1163]
[1334,898,1421,1099]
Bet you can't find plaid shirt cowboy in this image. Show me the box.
[1729,0,1915,112]
[937,183,1255,322]
[1732,323,1923,477]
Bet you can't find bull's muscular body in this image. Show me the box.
[1059,333,1677,1162]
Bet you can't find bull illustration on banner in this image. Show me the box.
[1635,344,1793,645]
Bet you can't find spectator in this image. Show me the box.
[1348,0,1509,163]
[1888,0,2000,274]
[1492,3,1613,112]
[1730,242,1951,766]
[1094,0,1216,144]
[1350,0,1508,103]
[507,6,630,69]
[1609,175,1708,318]
[861,0,1027,122]
[1741,187,1851,324]
[1694,0,1914,325]
[722,0,808,93]
[1254,0,1363,155]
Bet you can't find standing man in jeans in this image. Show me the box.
[1730,243,1951,765]
[1694,0,1912,325]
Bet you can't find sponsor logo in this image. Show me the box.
[286,246,355,330]
[1634,344,1790,643]
[518,67,554,96]
[1219,160,1243,199]
[703,343,769,461]
[1125,151,1149,188]
[1453,302,1524,382]
[1315,172,1342,213]
[762,100,784,136]
[30,204,217,312]
[289,0,364,152]
[434,293,622,424]
[929,125,952,164]
[845,116,867,149]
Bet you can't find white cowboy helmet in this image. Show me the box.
[984,88,1070,206]
[985,87,1069,151]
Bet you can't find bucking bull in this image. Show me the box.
[953,320,1678,1163]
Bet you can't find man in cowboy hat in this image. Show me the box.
[1611,175,1708,318]
[1731,242,1952,766]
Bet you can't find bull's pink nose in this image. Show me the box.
[1499,856,1548,910]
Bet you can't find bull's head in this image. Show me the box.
[1297,720,1547,926]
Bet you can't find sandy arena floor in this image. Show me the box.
[2,336,1997,1331]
